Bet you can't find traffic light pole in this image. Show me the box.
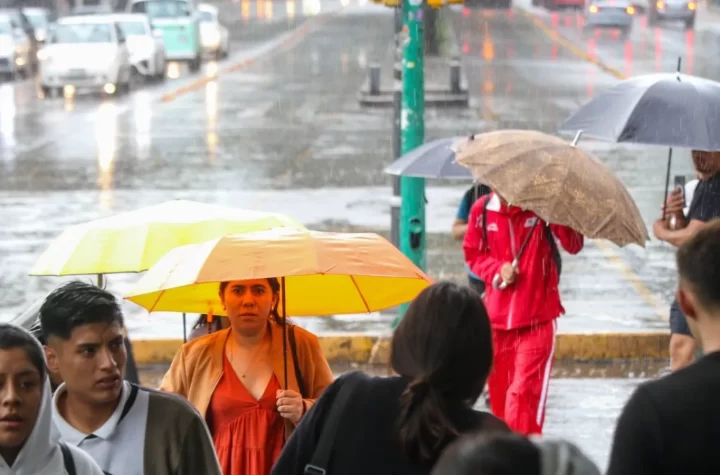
[393,0,426,328]
[390,6,403,249]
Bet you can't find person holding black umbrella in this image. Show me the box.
[453,183,491,295]
[654,150,720,371]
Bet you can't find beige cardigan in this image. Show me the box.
[160,322,333,439]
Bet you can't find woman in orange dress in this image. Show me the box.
[160,277,334,475]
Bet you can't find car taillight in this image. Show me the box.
[589,4,599,12]
[626,5,635,13]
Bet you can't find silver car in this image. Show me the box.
[648,0,696,29]
[584,0,635,32]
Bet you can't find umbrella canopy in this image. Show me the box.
[453,130,649,247]
[29,200,305,276]
[124,228,433,316]
[384,137,472,179]
[559,72,720,150]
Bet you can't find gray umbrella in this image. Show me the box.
[559,71,720,150]
[384,136,472,179]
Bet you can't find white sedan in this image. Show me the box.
[38,16,132,97]
[198,3,229,59]
[112,13,166,81]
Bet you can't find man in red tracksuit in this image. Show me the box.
[463,192,584,435]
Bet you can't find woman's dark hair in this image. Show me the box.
[432,433,541,475]
[0,323,47,382]
[391,281,493,463]
[219,278,283,324]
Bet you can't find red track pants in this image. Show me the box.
[488,319,556,435]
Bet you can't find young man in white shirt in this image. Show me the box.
[39,281,222,475]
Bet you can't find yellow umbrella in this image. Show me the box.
[29,200,305,277]
[124,227,433,316]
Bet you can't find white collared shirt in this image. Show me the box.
[52,381,149,475]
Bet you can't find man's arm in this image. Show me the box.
[452,195,471,241]
[606,386,663,475]
[452,219,468,241]
[548,224,584,255]
[654,218,708,247]
[177,409,223,475]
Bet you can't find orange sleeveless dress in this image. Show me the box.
[207,356,286,475]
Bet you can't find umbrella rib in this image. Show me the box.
[349,275,371,313]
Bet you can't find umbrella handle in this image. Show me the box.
[497,258,519,290]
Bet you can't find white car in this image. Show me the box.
[198,3,228,59]
[112,13,166,81]
[0,14,32,79]
[38,16,132,97]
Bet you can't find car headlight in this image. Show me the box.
[202,29,220,46]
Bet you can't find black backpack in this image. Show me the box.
[480,197,562,275]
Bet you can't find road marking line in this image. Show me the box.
[159,12,335,104]
[517,7,668,321]
[517,8,626,80]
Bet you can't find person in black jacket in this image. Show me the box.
[271,281,510,475]
[607,219,720,475]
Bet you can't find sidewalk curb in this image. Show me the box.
[130,332,670,364]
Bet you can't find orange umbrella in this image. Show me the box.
[124,228,432,316]
[124,228,433,386]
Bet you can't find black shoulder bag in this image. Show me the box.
[303,372,367,475]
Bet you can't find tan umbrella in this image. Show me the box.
[453,129,649,247]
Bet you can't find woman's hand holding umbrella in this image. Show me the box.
[276,389,304,424]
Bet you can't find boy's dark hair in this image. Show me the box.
[676,218,720,311]
[39,280,124,341]
[432,432,541,475]
[391,281,493,464]
[0,323,47,381]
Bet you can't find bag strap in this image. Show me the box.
[542,225,562,275]
[59,441,77,475]
[289,325,307,398]
[303,372,367,475]
[481,195,490,251]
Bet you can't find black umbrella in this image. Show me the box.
[384,136,472,179]
[559,58,717,216]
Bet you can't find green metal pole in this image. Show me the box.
[393,0,426,329]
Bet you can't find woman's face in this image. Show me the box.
[220,279,278,337]
[0,347,43,455]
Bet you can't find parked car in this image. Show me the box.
[127,0,203,72]
[198,3,228,59]
[0,14,33,80]
[112,13,166,80]
[647,0,695,28]
[38,15,132,97]
[584,0,635,33]
[0,8,39,72]
[69,4,115,16]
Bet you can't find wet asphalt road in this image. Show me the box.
[2,0,719,338]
